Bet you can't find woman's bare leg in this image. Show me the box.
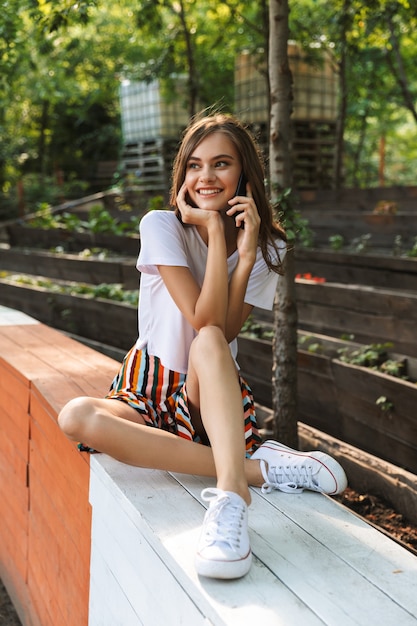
[58,393,263,490]
[59,395,215,473]
[58,327,263,501]
[186,326,252,503]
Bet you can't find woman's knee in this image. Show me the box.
[58,396,96,441]
[190,325,229,364]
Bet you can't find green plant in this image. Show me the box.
[28,204,64,229]
[298,334,323,353]
[392,235,403,256]
[329,234,344,251]
[340,333,355,341]
[26,203,141,237]
[83,205,120,234]
[376,396,394,412]
[379,359,406,378]
[349,233,372,253]
[275,188,315,249]
[406,236,417,258]
[2,274,139,306]
[240,315,273,339]
[337,342,407,380]
[147,195,166,211]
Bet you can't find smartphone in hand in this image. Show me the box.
[235,171,248,198]
[233,171,248,228]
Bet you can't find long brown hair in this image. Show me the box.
[170,113,286,274]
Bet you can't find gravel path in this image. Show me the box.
[0,580,22,626]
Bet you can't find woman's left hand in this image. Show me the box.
[226,184,260,257]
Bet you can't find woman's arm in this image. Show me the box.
[158,184,261,340]
[158,186,230,333]
[224,189,260,341]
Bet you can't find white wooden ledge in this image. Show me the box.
[89,454,417,626]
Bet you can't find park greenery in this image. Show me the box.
[1,0,417,218]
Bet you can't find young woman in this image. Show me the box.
[58,113,347,580]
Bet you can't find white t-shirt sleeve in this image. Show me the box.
[137,210,188,274]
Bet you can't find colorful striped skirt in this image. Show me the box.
[106,346,261,457]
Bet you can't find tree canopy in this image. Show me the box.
[1,0,416,214]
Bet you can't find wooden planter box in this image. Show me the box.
[254,279,417,358]
[237,332,417,474]
[0,247,139,289]
[299,211,417,249]
[295,248,417,291]
[6,224,140,256]
[0,280,137,351]
[298,187,417,250]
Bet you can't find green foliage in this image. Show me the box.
[337,342,407,379]
[375,395,394,413]
[297,334,324,353]
[329,234,345,250]
[349,233,372,253]
[147,195,166,211]
[406,236,417,258]
[1,0,417,204]
[26,204,141,236]
[3,273,139,306]
[275,188,315,248]
[240,315,274,339]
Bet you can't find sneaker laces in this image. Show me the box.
[259,459,320,495]
[201,488,246,551]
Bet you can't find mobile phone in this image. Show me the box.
[235,171,248,198]
[233,171,248,228]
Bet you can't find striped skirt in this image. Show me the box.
[106,346,261,457]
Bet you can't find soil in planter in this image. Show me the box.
[335,487,417,554]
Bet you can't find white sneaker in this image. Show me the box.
[252,440,348,495]
[195,488,252,579]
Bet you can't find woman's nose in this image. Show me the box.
[199,166,215,182]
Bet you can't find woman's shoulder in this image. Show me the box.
[140,209,178,226]
[140,209,183,235]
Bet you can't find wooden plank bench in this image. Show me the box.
[0,305,416,626]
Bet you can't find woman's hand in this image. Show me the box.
[176,183,222,230]
[226,184,260,262]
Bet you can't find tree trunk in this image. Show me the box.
[333,0,350,190]
[385,10,417,124]
[269,0,298,447]
[177,0,198,117]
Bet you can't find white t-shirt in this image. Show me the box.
[135,210,285,373]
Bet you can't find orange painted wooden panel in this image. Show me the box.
[0,329,48,381]
[0,508,27,583]
[0,322,125,626]
[0,362,30,411]
[27,559,66,626]
[29,431,92,555]
[0,350,30,386]
[0,322,117,390]
[0,410,28,483]
[29,468,90,587]
[0,405,30,462]
[0,561,37,626]
[28,323,118,380]
[28,494,90,626]
[30,395,90,493]
[0,466,28,537]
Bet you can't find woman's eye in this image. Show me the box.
[215,160,228,167]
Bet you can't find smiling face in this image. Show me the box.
[184,132,242,211]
